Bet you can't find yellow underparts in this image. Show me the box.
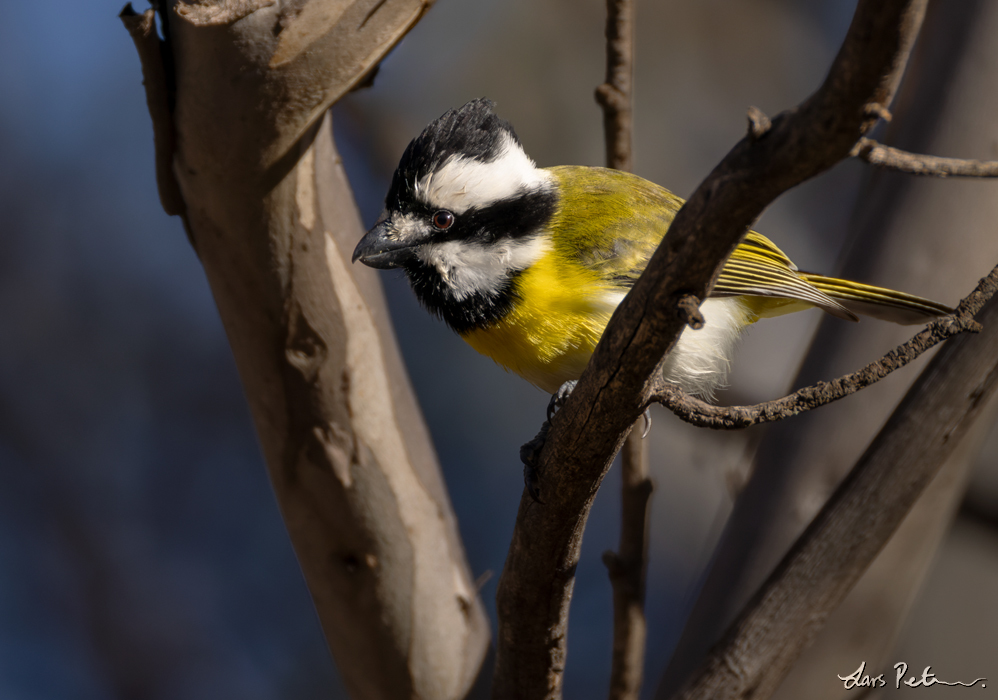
[460,248,619,394]
[459,256,818,395]
[460,259,819,396]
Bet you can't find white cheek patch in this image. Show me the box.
[414,131,552,214]
[417,236,549,301]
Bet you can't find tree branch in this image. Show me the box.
[652,264,995,429]
[603,433,653,700]
[492,2,928,699]
[593,2,653,699]
[853,136,998,177]
[125,2,489,698]
[669,257,998,700]
[595,0,634,173]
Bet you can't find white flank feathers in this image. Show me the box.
[414,131,552,214]
[660,297,754,399]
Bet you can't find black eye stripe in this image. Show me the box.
[387,187,557,245]
[455,189,556,241]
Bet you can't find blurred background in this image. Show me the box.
[2,0,996,698]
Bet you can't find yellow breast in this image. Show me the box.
[460,247,620,394]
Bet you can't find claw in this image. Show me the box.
[641,408,652,438]
[547,380,578,422]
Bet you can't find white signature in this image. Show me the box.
[839,661,986,689]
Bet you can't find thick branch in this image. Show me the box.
[492,2,927,699]
[125,2,489,698]
[652,264,996,429]
[669,264,998,700]
[853,136,998,176]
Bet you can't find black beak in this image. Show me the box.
[352,220,418,269]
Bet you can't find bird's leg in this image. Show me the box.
[520,380,579,502]
[547,379,578,422]
[522,382,653,500]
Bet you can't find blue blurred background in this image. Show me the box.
[3,1,996,698]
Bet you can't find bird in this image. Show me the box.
[352,98,952,400]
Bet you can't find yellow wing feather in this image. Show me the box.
[714,232,858,321]
[544,167,950,325]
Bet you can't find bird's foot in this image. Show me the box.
[546,380,578,422]
[520,381,580,502]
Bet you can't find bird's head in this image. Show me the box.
[352,99,556,305]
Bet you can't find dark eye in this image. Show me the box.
[432,210,455,230]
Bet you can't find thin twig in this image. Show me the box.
[853,136,998,177]
[595,0,634,172]
[594,2,652,699]
[651,263,996,428]
[603,432,653,700]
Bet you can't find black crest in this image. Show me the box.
[386,98,520,211]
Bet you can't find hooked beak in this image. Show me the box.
[352,219,419,269]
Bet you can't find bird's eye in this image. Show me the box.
[432,210,455,230]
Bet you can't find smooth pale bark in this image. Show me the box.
[125,2,490,698]
[657,3,998,698]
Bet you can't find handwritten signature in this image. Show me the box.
[839,661,987,689]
